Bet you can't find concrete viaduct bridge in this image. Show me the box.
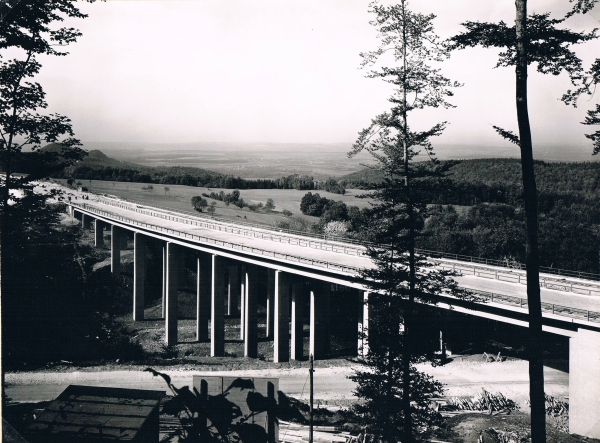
[68,197,600,438]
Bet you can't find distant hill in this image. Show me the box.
[341,158,600,204]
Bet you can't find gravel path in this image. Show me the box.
[5,359,568,409]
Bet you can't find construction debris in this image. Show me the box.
[446,388,519,414]
[482,352,503,362]
[526,394,569,417]
[279,420,359,443]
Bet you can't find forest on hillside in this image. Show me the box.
[46,151,600,275]
[318,159,600,275]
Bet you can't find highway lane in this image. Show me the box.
[456,274,600,312]
[73,198,600,317]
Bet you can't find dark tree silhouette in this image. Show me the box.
[348,2,464,441]
[450,3,598,440]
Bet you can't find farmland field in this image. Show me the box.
[64,179,372,226]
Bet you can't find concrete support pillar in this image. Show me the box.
[111,225,124,276]
[310,281,330,360]
[569,328,600,438]
[94,220,105,249]
[227,265,240,316]
[266,269,275,338]
[165,242,183,346]
[274,270,290,363]
[81,213,91,229]
[196,254,211,342]
[358,290,369,358]
[240,265,246,340]
[162,244,167,319]
[291,282,304,360]
[120,231,128,249]
[211,255,226,357]
[133,233,147,321]
[244,265,258,358]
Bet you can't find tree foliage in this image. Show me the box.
[348,2,463,441]
[0,0,89,208]
[0,0,108,372]
[450,3,598,440]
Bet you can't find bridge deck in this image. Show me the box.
[71,196,600,327]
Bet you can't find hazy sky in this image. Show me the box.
[30,0,600,152]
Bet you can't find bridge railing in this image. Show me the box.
[467,288,600,323]
[77,203,364,275]
[90,196,600,283]
[95,195,374,247]
[436,261,600,296]
[71,202,600,325]
[418,249,600,282]
[95,198,367,257]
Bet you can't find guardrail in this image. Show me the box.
[92,195,600,282]
[467,288,600,323]
[76,203,363,275]
[94,198,367,257]
[71,202,600,325]
[419,249,600,282]
[436,261,600,296]
[90,197,600,290]
[96,195,372,246]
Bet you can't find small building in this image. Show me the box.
[24,385,165,442]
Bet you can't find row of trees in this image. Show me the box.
[302,185,600,276]
[344,158,600,205]
[61,162,349,193]
[192,191,276,214]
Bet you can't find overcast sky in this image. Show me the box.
[31,0,600,153]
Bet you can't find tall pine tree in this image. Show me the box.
[450,3,598,440]
[348,2,463,441]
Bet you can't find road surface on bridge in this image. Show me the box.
[74,197,600,319]
[456,274,600,313]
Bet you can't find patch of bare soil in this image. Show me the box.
[433,411,595,443]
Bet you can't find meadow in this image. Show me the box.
[71,179,372,226]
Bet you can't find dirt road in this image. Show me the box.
[5,359,568,408]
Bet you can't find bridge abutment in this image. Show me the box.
[569,328,600,438]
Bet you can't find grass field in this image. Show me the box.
[64,179,372,226]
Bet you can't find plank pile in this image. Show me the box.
[447,389,518,414]
[279,421,359,443]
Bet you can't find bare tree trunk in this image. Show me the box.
[514,1,546,441]
[400,2,413,441]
